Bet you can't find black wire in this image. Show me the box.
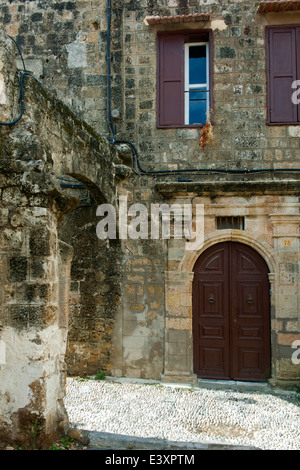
[60,183,86,189]
[0,34,40,126]
[57,176,86,189]
[0,71,31,126]
[115,139,300,176]
[106,0,116,142]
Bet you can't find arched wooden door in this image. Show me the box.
[192,242,271,382]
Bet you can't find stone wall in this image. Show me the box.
[155,184,300,384]
[59,198,122,376]
[0,30,124,447]
[0,156,72,449]
[1,1,300,172]
[0,0,299,393]
[0,0,110,133]
[115,0,300,172]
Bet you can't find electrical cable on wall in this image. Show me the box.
[0,34,40,127]
[0,70,30,126]
[0,36,87,193]
[2,15,300,177]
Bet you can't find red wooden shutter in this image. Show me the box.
[268,27,297,123]
[157,33,184,127]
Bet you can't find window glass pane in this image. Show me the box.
[189,45,207,85]
[189,88,207,125]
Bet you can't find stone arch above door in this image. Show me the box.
[179,231,277,277]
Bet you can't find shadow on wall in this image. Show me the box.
[57,177,122,377]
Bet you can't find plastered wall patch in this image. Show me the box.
[0,340,6,365]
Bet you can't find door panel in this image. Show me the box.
[193,243,230,379]
[193,242,271,382]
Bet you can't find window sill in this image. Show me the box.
[267,121,300,126]
[157,124,204,129]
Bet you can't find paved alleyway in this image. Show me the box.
[64,377,300,451]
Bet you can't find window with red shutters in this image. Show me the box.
[157,30,212,128]
[267,25,300,124]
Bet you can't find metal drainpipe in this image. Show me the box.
[107,0,116,142]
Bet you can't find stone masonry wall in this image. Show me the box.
[116,0,300,173]
[0,34,69,448]
[0,29,124,446]
[0,0,110,133]
[1,0,300,172]
[0,0,299,384]
[59,198,122,376]
[0,160,72,449]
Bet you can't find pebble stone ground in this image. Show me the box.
[64,377,300,451]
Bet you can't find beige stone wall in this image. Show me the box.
[59,200,122,377]
[0,179,72,448]
[0,0,299,388]
[160,193,300,384]
[111,0,300,384]
[0,29,125,446]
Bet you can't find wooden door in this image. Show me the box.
[193,242,271,382]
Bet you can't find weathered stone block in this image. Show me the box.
[217,46,236,59]
[8,304,56,330]
[0,207,8,227]
[29,229,51,257]
[9,257,28,282]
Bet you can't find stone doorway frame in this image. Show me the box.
[162,232,277,384]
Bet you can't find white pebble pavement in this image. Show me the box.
[64,377,300,450]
